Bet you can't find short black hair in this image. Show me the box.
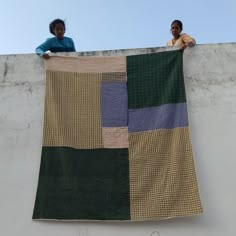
[49,19,66,35]
[171,20,183,31]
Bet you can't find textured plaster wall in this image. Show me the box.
[0,43,236,236]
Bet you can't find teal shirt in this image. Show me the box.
[35,36,76,56]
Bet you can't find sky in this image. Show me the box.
[0,0,235,55]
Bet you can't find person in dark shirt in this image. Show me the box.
[36,18,76,59]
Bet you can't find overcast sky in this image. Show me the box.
[0,0,235,55]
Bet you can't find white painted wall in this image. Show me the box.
[0,43,236,236]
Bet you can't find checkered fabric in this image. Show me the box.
[33,50,203,221]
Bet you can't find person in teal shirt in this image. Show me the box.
[36,19,76,59]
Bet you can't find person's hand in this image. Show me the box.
[180,41,195,50]
[187,41,195,47]
[42,53,50,59]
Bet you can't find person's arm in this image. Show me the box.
[35,39,51,59]
[181,33,196,48]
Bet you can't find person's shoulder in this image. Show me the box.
[63,36,74,41]
[64,37,75,45]
[180,33,193,39]
[180,33,188,37]
[45,37,57,43]
[181,33,195,40]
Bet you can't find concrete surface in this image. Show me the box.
[0,43,236,236]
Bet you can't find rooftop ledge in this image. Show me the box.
[0,43,236,235]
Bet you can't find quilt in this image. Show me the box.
[33,50,203,221]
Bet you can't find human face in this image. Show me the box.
[53,23,65,40]
[171,23,182,39]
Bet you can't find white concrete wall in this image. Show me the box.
[0,43,236,236]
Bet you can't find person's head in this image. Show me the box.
[170,20,183,39]
[49,19,66,39]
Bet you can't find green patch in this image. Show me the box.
[33,147,130,220]
[127,50,186,109]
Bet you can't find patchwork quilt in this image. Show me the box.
[33,50,203,221]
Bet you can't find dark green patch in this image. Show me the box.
[127,50,186,109]
[33,147,130,220]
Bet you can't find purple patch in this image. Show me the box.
[128,103,189,132]
[101,82,128,127]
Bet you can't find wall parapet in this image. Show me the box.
[0,43,236,235]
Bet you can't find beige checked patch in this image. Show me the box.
[43,70,103,149]
[103,127,128,148]
[46,56,126,73]
[129,127,192,156]
[129,128,203,220]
